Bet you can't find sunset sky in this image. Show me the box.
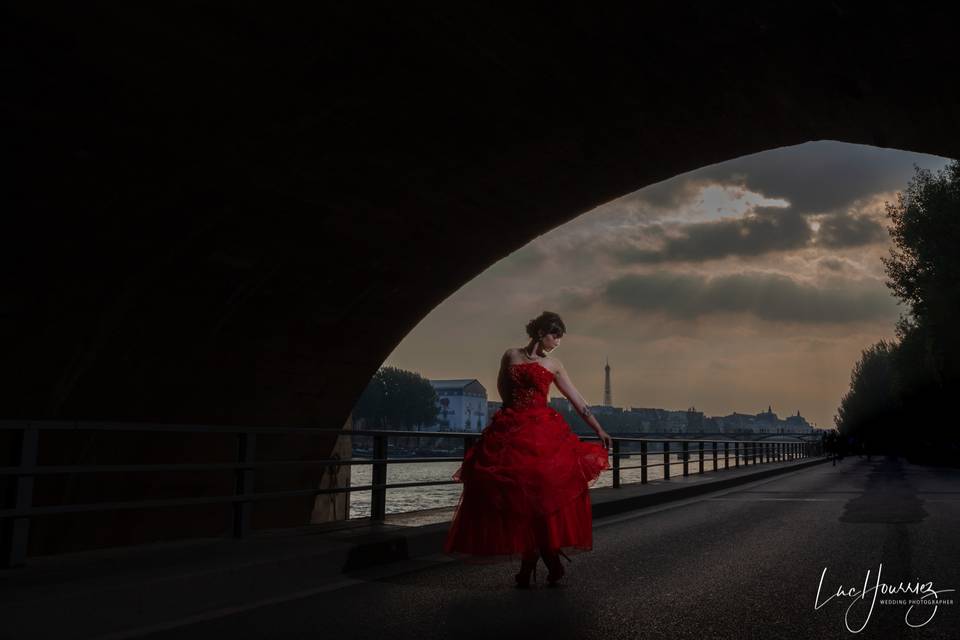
[384,141,951,429]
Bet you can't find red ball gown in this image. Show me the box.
[443,361,610,564]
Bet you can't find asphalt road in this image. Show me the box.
[136,456,960,640]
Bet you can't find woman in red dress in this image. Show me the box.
[443,311,613,588]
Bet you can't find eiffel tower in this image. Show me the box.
[603,357,612,406]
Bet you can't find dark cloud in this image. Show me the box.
[608,206,893,264]
[815,212,888,248]
[628,178,706,210]
[603,271,898,324]
[631,141,950,215]
[817,257,849,272]
[613,206,812,264]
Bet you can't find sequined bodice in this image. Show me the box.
[504,362,555,410]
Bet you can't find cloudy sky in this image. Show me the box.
[384,141,951,429]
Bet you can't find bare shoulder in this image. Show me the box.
[544,356,565,375]
[502,347,520,365]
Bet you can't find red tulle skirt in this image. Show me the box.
[443,405,610,564]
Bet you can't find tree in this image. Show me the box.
[835,160,960,462]
[881,160,960,460]
[882,160,960,385]
[352,366,439,429]
[834,340,897,451]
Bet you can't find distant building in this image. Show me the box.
[713,406,814,434]
[715,412,757,433]
[784,410,813,433]
[589,404,620,416]
[488,384,816,434]
[752,405,779,433]
[430,379,488,432]
[663,411,687,433]
[686,407,705,432]
[629,408,670,432]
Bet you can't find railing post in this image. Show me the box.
[682,441,689,477]
[712,441,717,472]
[698,441,704,474]
[640,440,648,484]
[233,431,256,539]
[612,439,621,488]
[2,425,38,568]
[371,433,387,523]
[724,441,729,469]
[663,441,670,480]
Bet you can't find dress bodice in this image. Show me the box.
[503,362,555,410]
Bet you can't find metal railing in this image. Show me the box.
[0,420,822,568]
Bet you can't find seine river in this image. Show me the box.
[347,453,731,520]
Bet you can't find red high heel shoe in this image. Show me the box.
[542,549,571,586]
[515,554,539,588]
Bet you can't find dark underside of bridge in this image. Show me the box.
[3,3,959,555]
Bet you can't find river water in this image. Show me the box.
[347,453,739,519]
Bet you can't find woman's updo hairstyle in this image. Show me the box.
[525,311,566,341]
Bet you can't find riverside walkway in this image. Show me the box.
[3,456,958,639]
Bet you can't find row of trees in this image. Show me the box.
[835,160,960,463]
[351,366,440,429]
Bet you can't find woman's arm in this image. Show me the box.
[497,349,511,402]
[552,360,612,448]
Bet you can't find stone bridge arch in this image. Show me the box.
[4,3,958,555]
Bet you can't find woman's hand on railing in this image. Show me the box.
[595,428,613,450]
